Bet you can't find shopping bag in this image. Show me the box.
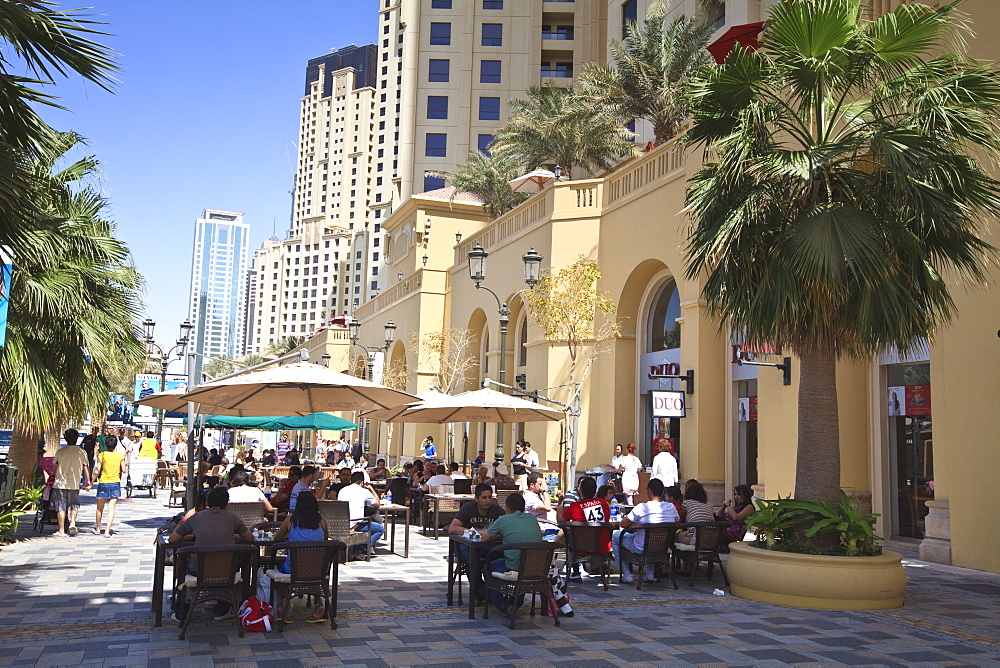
[545,566,573,616]
[256,567,272,604]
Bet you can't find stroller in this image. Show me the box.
[32,457,58,532]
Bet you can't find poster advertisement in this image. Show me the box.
[0,258,12,349]
[106,395,134,424]
[887,386,904,416]
[905,384,931,416]
[134,373,160,419]
[738,397,758,422]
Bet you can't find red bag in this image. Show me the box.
[238,596,273,632]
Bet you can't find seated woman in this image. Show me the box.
[270,491,329,623]
[719,484,755,546]
[676,480,716,544]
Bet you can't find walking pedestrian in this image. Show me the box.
[51,429,91,537]
[92,435,126,537]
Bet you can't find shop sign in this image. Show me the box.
[640,350,681,393]
[652,390,686,417]
[887,384,931,416]
[738,396,757,421]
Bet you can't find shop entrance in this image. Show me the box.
[886,363,933,539]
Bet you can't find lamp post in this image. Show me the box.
[467,243,543,465]
[348,318,396,453]
[141,318,193,448]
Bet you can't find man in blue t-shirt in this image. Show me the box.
[423,436,436,459]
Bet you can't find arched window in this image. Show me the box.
[518,318,528,367]
[647,279,681,352]
[481,328,490,376]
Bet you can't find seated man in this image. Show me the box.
[563,476,612,581]
[288,465,317,510]
[478,492,542,614]
[324,467,353,500]
[337,471,385,558]
[422,463,454,491]
[260,449,277,467]
[523,472,559,540]
[207,449,223,467]
[611,478,679,583]
[226,471,275,513]
[449,462,468,480]
[448,483,505,593]
[271,466,302,513]
[472,450,486,467]
[369,458,389,480]
[168,486,254,622]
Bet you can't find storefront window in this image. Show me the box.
[736,379,758,486]
[886,363,933,539]
[642,279,683,463]
[648,280,681,352]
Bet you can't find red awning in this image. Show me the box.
[707,21,768,64]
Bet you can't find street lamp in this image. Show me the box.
[348,318,396,453]
[467,243,544,465]
[142,319,193,447]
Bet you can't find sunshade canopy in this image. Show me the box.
[192,413,357,430]
[362,387,564,424]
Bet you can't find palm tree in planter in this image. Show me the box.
[685,0,1000,509]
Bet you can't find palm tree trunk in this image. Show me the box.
[794,349,841,506]
[10,424,40,487]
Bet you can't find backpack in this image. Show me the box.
[238,596,273,632]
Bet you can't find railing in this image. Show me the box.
[540,68,573,78]
[604,140,686,208]
[353,270,423,321]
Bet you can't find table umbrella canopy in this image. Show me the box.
[508,168,557,193]
[359,391,453,422]
[362,387,564,424]
[191,413,357,430]
[138,363,418,417]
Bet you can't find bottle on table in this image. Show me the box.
[610,497,620,521]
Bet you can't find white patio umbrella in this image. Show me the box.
[508,168,557,193]
[358,391,453,422]
[372,387,564,424]
[138,363,418,417]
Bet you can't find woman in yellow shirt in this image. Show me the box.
[92,435,127,537]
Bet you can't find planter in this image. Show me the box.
[727,542,906,610]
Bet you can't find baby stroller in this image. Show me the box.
[33,457,58,532]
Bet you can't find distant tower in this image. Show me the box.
[188,208,250,381]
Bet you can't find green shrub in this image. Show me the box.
[748,491,882,556]
[14,485,44,512]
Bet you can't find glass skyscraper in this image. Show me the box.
[188,209,250,382]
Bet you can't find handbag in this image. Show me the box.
[238,596,273,633]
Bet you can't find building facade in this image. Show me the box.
[188,208,250,381]
[339,0,1000,575]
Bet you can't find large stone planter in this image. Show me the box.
[727,542,906,610]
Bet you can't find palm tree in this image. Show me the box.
[264,336,305,358]
[2,133,145,483]
[202,356,235,379]
[492,83,639,180]
[0,0,117,264]
[581,15,714,145]
[684,0,1000,506]
[431,148,530,219]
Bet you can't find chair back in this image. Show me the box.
[561,521,613,555]
[429,484,454,495]
[318,500,353,532]
[494,488,517,508]
[273,540,344,584]
[454,478,472,495]
[639,523,679,556]
[228,501,266,527]
[387,478,409,505]
[691,521,727,552]
[178,544,253,588]
[272,466,291,478]
[499,542,558,584]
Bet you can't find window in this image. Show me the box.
[477,134,494,155]
[483,0,503,8]
[428,59,450,82]
[425,133,447,157]
[431,0,451,7]
[427,95,448,119]
[541,62,573,78]
[480,60,501,84]
[430,22,451,45]
[479,97,500,121]
[424,175,446,191]
[621,0,638,36]
[541,25,574,40]
[482,23,502,46]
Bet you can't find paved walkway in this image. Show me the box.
[0,490,997,666]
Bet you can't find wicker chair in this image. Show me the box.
[559,521,614,591]
[423,485,461,537]
[228,501,266,528]
[674,521,730,587]
[318,500,372,562]
[168,469,187,509]
[493,488,518,509]
[175,544,254,640]
[266,540,345,631]
[618,523,680,591]
[454,478,473,495]
[482,541,561,629]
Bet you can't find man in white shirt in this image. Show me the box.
[611,478,679,583]
[337,471,384,557]
[523,472,560,540]
[523,441,540,469]
[651,439,678,488]
[449,462,468,479]
[423,463,455,490]
[289,465,318,511]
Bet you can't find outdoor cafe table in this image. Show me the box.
[447,534,500,620]
[424,493,475,539]
[379,502,411,558]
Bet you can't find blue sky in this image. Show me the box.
[42,0,376,352]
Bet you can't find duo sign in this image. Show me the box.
[652,390,686,417]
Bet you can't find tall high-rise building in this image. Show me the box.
[247,44,378,355]
[188,208,250,380]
